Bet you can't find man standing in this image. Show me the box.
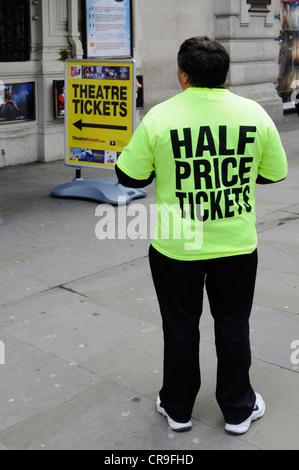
[115,37,288,435]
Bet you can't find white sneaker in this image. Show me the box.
[225,393,266,435]
[156,396,192,432]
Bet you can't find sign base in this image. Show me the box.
[51,176,147,205]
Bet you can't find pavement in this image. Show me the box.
[0,112,298,451]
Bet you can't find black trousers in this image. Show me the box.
[149,245,258,425]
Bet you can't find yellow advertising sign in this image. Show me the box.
[65,59,135,169]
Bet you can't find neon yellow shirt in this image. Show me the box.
[117,88,288,260]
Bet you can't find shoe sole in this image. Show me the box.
[225,395,266,436]
[157,400,192,433]
[225,414,264,436]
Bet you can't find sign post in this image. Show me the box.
[51,59,147,205]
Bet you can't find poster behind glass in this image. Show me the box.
[0,82,35,124]
[277,0,299,109]
[85,0,133,59]
[54,80,65,119]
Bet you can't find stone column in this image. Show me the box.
[37,0,81,162]
[68,0,84,59]
[214,0,283,121]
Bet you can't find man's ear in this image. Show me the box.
[177,68,190,90]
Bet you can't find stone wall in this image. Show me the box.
[214,0,283,121]
[0,0,82,167]
[134,0,283,122]
[133,0,215,119]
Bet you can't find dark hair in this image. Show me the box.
[177,37,230,88]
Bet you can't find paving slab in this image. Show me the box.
[0,443,10,451]
[0,267,48,306]
[254,269,299,314]
[256,210,299,234]
[0,382,258,451]
[41,390,257,451]
[0,288,84,328]
[0,333,101,434]
[193,358,299,450]
[2,300,157,364]
[255,185,299,218]
[201,303,299,371]
[64,256,213,329]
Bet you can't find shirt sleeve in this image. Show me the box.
[116,119,155,181]
[258,120,288,182]
[115,165,155,188]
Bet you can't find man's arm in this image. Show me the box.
[256,174,286,185]
[257,119,288,184]
[115,117,156,188]
[115,164,155,188]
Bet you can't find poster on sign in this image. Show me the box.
[85,0,133,59]
[65,59,135,170]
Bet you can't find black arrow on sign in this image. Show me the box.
[73,119,128,132]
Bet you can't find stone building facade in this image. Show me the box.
[0,0,291,167]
